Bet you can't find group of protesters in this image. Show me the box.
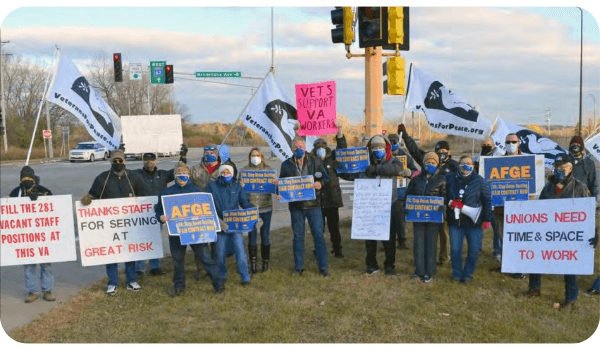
[9,122,600,309]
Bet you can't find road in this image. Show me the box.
[0,147,355,334]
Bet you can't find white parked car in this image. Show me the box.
[69,142,109,162]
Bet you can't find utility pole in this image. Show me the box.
[364,46,383,137]
[545,110,551,135]
[1,30,9,152]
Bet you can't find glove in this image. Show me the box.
[397,124,407,135]
[400,168,412,177]
[160,215,169,223]
[450,199,464,210]
[180,144,188,156]
[365,165,377,177]
[589,233,599,248]
[410,170,421,178]
[292,120,300,131]
[219,218,229,232]
[482,222,491,229]
[334,120,343,138]
[81,193,93,206]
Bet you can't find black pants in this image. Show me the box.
[393,200,407,243]
[322,207,342,251]
[365,201,399,270]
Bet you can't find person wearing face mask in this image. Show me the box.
[186,144,238,191]
[446,156,492,284]
[525,153,590,310]
[9,166,56,303]
[280,136,330,276]
[154,162,224,296]
[337,134,403,275]
[405,152,447,283]
[568,136,597,197]
[133,153,175,278]
[206,165,254,286]
[80,149,146,296]
[398,124,458,266]
[238,147,275,273]
[310,137,345,258]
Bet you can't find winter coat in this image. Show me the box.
[88,168,146,199]
[310,145,343,208]
[190,157,237,191]
[403,133,460,176]
[539,174,591,200]
[134,167,175,196]
[9,184,52,199]
[206,177,253,222]
[406,167,448,222]
[239,162,274,213]
[572,154,598,197]
[446,171,493,228]
[279,152,330,210]
[154,180,204,221]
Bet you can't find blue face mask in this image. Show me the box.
[222,174,233,183]
[316,148,326,159]
[175,174,189,186]
[294,148,305,159]
[553,168,566,181]
[373,149,386,160]
[391,143,399,152]
[204,153,217,163]
[424,164,437,175]
[459,164,474,177]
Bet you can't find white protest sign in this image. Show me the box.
[76,196,163,266]
[350,178,393,240]
[1,195,77,266]
[502,197,596,275]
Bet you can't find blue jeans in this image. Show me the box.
[24,263,53,293]
[216,232,250,283]
[413,223,439,278]
[249,211,272,247]
[135,259,160,272]
[169,235,222,291]
[449,226,483,281]
[590,275,600,291]
[289,207,328,273]
[529,274,579,303]
[106,262,136,286]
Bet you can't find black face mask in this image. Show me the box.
[569,145,582,154]
[437,152,448,163]
[112,163,125,172]
[481,145,493,155]
[21,180,34,189]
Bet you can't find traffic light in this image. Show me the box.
[331,7,354,45]
[165,65,174,84]
[383,56,406,95]
[113,53,123,82]
[383,7,410,51]
[357,7,387,48]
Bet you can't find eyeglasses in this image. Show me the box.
[112,158,124,164]
[204,146,217,151]
[505,141,518,144]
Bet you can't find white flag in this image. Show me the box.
[491,118,567,168]
[584,132,600,163]
[405,66,492,140]
[242,72,297,161]
[46,53,121,150]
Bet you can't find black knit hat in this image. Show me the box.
[20,166,35,180]
[388,134,399,143]
[143,153,157,160]
[435,140,450,152]
[554,153,573,166]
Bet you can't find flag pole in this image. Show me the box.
[402,63,413,126]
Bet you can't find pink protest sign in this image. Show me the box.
[295,80,338,136]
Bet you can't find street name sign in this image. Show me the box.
[195,71,241,78]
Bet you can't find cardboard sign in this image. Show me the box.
[501,197,595,275]
[240,170,277,193]
[405,196,445,223]
[76,196,163,267]
[479,154,545,197]
[295,80,337,136]
[161,193,220,244]
[351,179,393,240]
[278,176,316,203]
[335,147,370,174]
[1,195,77,266]
[489,180,529,207]
[223,207,259,233]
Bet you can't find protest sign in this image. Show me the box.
[295,81,337,136]
[405,196,445,223]
[161,193,220,244]
[239,170,277,193]
[278,175,316,203]
[489,180,529,206]
[479,154,545,197]
[1,195,77,266]
[76,196,163,267]
[223,207,259,233]
[501,197,595,275]
[335,147,370,174]
[351,179,393,240]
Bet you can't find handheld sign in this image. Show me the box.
[278,175,316,203]
[223,207,259,233]
[405,196,445,223]
[479,154,545,199]
[489,180,529,207]
[502,197,595,275]
[240,170,277,193]
[351,179,393,240]
[1,195,77,267]
[335,147,370,174]
[395,154,408,200]
[295,80,337,136]
[161,193,220,244]
[76,196,163,267]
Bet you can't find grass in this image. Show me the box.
[8,219,600,343]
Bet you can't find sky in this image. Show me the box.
[1,1,600,129]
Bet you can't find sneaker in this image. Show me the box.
[126,282,141,292]
[365,267,379,275]
[384,267,396,276]
[319,270,329,277]
[42,291,56,301]
[558,301,575,311]
[25,292,38,303]
[422,275,433,283]
[106,285,117,296]
[493,254,502,262]
[526,290,541,297]
[149,268,166,276]
[583,289,600,297]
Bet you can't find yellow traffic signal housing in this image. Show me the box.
[388,7,404,45]
[343,7,354,45]
[387,56,406,95]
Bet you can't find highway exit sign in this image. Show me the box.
[150,61,166,84]
[195,71,241,78]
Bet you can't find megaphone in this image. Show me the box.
[460,205,482,223]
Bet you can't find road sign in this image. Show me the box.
[43,130,52,139]
[195,71,241,78]
[150,61,166,84]
[130,63,142,80]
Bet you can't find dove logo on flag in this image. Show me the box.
[424,81,479,123]
[71,77,116,138]
[263,99,298,148]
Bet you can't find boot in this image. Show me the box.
[249,245,258,274]
[333,246,344,258]
[261,244,270,272]
[398,239,409,250]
